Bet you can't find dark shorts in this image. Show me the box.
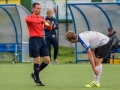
[94,40,111,58]
[29,37,49,58]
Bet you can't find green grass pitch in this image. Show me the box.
[0,63,120,90]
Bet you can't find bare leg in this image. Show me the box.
[91,50,103,84]
[94,57,103,84]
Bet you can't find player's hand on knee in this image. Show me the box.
[94,69,99,76]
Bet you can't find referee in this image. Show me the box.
[25,2,52,86]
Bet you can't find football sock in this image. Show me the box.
[54,48,58,60]
[94,64,102,84]
[34,64,40,82]
[39,61,48,72]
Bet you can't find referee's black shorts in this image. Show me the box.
[94,40,111,58]
[29,37,49,58]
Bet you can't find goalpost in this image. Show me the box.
[67,2,120,63]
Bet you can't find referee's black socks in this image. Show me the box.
[39,62,48,72]
[34,64,40,82]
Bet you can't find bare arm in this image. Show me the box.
[87,48,99,75]
[91,49,96,59]
[87,49,96,70]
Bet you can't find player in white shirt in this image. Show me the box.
[65,31,111,87]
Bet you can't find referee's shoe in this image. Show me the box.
[30,73,45,86]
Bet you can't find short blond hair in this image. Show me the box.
[65,31,77,41]
[47,9,53,14]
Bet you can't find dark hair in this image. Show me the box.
[32,2,40,8]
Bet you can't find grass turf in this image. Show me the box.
[0,63,120,90]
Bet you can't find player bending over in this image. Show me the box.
[65,31,111,87]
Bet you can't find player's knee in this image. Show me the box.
[45,59,50,64]
[34,60,40,64]
[44,56,50,64]
[34,57,40,64]
[95,58,102,66]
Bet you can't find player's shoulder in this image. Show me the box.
[79,31,90,36]
[81,31,101,35]
[40,16,45,19]
[25,14,33,19]
[78,33,86,41]
[79,31,94,41]
[26,14,36,18]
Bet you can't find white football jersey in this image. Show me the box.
[78,31,109,51]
